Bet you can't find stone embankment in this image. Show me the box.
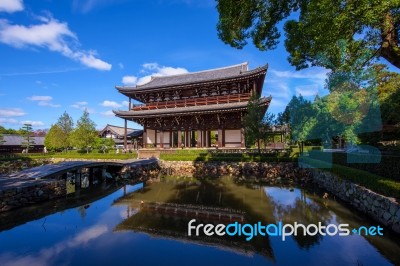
[309,168,400,234]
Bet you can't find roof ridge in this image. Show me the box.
[135,62,249,88]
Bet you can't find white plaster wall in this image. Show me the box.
[147,129,155,145]
[225,129,241,142]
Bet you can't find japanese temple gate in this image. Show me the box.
[114,62,271,149]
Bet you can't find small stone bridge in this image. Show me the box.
[0,158,158,212]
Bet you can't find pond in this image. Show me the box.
[0,176,399,266]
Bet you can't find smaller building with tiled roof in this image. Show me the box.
[99,124,143,148]
[0,134,45,153]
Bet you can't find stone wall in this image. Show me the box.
[0,179,66,212]
[308,168,400,234]
[160,160,312,184]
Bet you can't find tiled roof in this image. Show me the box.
[99,124,142,137]
[114,97,271,118]
[1,135,44,146]
[116,62,266,92]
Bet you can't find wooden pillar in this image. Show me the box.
[178,130,182,148]
[124,119,127,149]
[240,128,245,148]
[129,97,132,110]
[143,126,147,148]
[203,130,208,147]
[222,129,225,147]
[155,130,157,148]
[170,130,173,148]
[160,130,164,149]
[197,130,202,147]
[217,129,222,147]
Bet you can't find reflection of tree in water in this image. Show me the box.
[265,188,333,250]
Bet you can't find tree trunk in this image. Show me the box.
[380,12,400,69]
[257,138,261,154]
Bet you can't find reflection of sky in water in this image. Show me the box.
[264,187,312,207]
[0,182,398,266]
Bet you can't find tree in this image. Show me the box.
[45,125,68,151]
[216,0,400,70]
[70,109,97,153]
[0,134,5,145]
[95,137,115,153]
[56,111,74,149]
[243,94,268,152]
[20,123,35,153]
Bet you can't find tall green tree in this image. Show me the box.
[45,125,68,151]
[70,109,97,153]
[20,123,35,153]
[243,94,268,152]
[56,111,74,149]
[216,0,400,70]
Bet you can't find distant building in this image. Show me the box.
[0,134,45,153]
[98,124,143,149]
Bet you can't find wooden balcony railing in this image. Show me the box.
[132,93,251,111]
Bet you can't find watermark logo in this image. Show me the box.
[188,219,383,241]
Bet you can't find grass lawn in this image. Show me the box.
[301,157,400,199]
[159,149,296,162]
[1,150,138,161]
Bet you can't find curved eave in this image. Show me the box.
[115,64,268,98]
[113,96,271,119]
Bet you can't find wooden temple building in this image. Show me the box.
[113,62,271,149]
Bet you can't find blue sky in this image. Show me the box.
[0,0,351,130]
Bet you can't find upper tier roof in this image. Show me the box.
[116,62,266,93]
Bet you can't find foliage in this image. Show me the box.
[0,134,5,145]
[243,94,268,152]
[69,109,97,153]
[95,137,115,153]
[0,125,19,135]
[20,123,35,153]
[56,111,74,148]
[216,0,400,70]
[44,125,68,151]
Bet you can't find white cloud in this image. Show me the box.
[0,0,23,13]
[270,67,329,82]
[71,101,88,108]
[100,100,122,108]
[122,75,137,85]
[100,110,115,117]
[0,118,18,124]
[20,120,44,127]
[0,16,111,71]
[122,63,188,86]
[118,62,124,69]
[71,101,95,113]
[122,100,129,107]
[295,84,319,97]
[28,95,52,101]
[28,95,61,107]
[0,108,25,117]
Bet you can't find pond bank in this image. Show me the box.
[160,160,400,234]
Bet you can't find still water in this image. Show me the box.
[0,176,399,266]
